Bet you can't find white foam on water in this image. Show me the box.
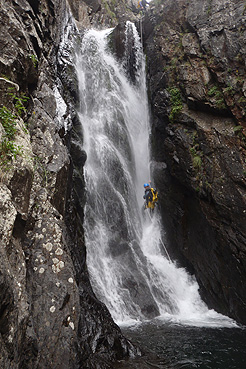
[76,23,238,329]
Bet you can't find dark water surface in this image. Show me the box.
[113,321,246,368]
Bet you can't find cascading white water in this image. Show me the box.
[76,23,236,328]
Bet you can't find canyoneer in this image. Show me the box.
[143,182,158,211]
[137,0,148,11]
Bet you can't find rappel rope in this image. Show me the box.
[146,210,172,263]
[159,236,172,263]
[156,215,172,262]
[139,17,143,46]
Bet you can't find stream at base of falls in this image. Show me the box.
[113,322,246,369]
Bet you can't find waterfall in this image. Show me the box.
[76,23,236,327]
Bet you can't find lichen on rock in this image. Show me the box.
[0,0,140,368]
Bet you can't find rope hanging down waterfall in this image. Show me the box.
[139,17,143,46]
[145,209,172,263]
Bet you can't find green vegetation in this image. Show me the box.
[238,96,246,104]
[101,0,117,23]
[208,86,219,96]
[233,125,246,146]
[0,90,29,166]
[235,53,244,63]
[207,0,212,16]
[9,91,29,133]
[190,145,202,170]
[0,138,21,162]
[233,125,243,135]
[0,106,22,165]
[168,87,183,123]
[192,155,202,170]
[0,106,17,139]
[29,54,38,68]
[233,125,246,147]
[189,134,208,196]
[223,85,234,96]
[9,91,29,117]
[207,85,226,109]
[0,75,10,81]
[190,133,203,172]
[170,57,178,68]
[236,74,244,85]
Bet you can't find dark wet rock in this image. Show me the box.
[109,20,144,84]
[0,0,140,368]
[144,0,246,324]
[109,22,127,60]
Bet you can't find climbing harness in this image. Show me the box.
[145,188,158,210]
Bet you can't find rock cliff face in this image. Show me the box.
[1,0,246,367]
[143,0,246,324]
[0,0,139,368]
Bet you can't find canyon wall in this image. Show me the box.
[0,0,139,368]
[1,0,246,368]
[143,0,246,324]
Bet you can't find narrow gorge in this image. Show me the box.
[0,0,245,368]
